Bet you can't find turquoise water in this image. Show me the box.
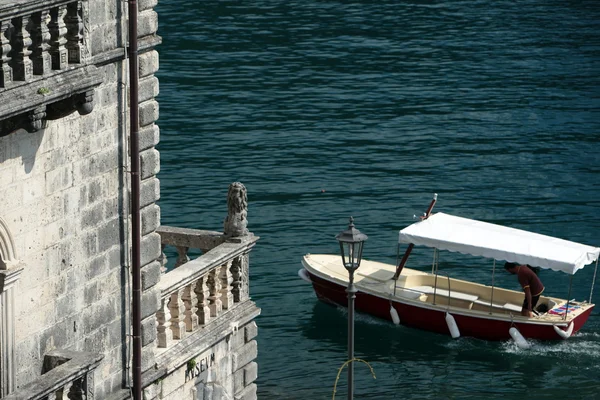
[155,1,600,398]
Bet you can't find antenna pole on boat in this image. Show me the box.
[565,274,573,321]
[590,258,599,303]
[393,194,438,280]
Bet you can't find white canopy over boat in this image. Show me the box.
[399,212,600,275]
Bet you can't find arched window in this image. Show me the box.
[0,217,22,398]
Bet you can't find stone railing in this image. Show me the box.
[4,349,102,400]
[0,0,102,135]
[155,226,259,353]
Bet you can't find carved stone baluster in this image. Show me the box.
[158,244,167,273]
[208,266,222,317]
[194,275,211,325]
[182,282,198,332]
[85,373,94,400]
[156,297,172,348]
[49,4,68,70]
[231,256,242,303]
[11,16,33,81]
[168,289,186,340]
[220,260,234,310]
[61,382,73,399]
[240,253,250,301]
[65,1,83,64]
[30,10,52,75]
[47,392,58,400]
[67,376,86,400]
[0,20,12,87]
[174,246,189,268]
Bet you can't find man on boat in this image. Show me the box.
[504,262,544,317]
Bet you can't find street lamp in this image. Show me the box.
[335,217,368,400]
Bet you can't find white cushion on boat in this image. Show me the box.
[408,286,478,302]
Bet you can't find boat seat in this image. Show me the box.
[473,299,506,309]
[503,303,522,312]
[357,269,395,282]
[409,286,478,302]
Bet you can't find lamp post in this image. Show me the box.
[336,217,368,400]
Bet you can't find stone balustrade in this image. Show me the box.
[0,0,102,134]
[3,349,102,400]
[155,226,259,353]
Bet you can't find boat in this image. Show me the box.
[299,195,600,342]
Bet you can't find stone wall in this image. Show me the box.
[146,321,258,400]
[0,0,161,396]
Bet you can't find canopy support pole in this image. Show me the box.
[393,194,437,280]
[590,258,599,303]
[489,260,496,315]
[432,249,439,305]
[565,275,573,321]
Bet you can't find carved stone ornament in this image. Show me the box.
[223,182,249,237]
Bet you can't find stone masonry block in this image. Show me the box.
[98,217,121,253]
[141,286,160,320]
[234,361,258,394]
[141,261,161,290]
[141,315,157,346]
[140,148,160,179]
[89,0,107,26]
[139,0,158,11]
[85,253,108,281]
[139,100,159,127]
[45,164,73,195]
[144,384,158,400]
[234,383,257,400]
[230,327,245,351]
[245,321,258,343]
[90,25,105,56]
[232,340,257,372]
[244,361,258,386]
[138,10,158,38]
[140,177,160,208]
[233,368,244,395]
[139,125,160,151]
[142,345,156,373]
[139,50,159,78]
[139,75,159,103]
[141,204,160,235]
[141,232,161,266]
[81,202,105,229]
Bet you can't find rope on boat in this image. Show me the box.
[590,258,599,303]
[489,260,496,315]
[332,358,376,400]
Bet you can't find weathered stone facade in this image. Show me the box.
[0,0,260,398]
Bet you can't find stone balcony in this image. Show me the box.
[0,0,103,135]
[3,349,102,400]
[154,226,260,373]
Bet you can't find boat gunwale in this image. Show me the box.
[301,254,594,327]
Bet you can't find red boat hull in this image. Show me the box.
[307,271,594,341]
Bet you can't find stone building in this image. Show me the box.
[0,0,259,398]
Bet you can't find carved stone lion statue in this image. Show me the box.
[223,182,249,237]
